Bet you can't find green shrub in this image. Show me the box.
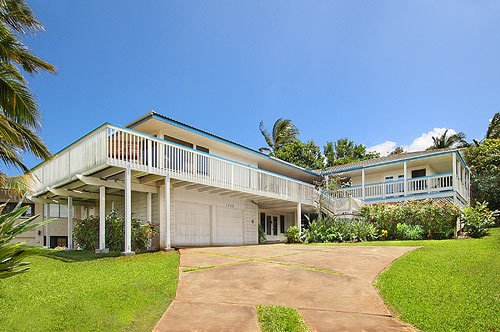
[462,202,497,238]
[258,224,267,244]
[303,216,377,243]
[73,210,158,252]
[285,226,301,243]
[361,200,460,240]
[396,223,424,240]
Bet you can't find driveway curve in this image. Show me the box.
[154,244,417,332]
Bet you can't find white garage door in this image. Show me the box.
[174,201,211,246]
[216,207,244,245]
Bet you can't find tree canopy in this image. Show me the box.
[324,138,380,167]
[274,140,324,170]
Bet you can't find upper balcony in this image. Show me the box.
[333,173,468,205]
[30,124,316,205]
[324,149,470,208]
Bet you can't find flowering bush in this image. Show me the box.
[74,210,158,252]
[361,200,460,240]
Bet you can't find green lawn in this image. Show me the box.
[0,250,179,332]
[256,305,309,332]
[313,228,500,331]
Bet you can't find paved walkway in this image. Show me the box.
[154,244,417,332]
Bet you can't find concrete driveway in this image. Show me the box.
[154,244,417,332]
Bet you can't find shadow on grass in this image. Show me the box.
[40,250,122,262]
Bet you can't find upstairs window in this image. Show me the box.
[163,135,193,148]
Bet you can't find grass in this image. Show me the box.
[0,250,179,332]
[308,228,500,331]
[256,305,309,332]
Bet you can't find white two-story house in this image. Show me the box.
[27,112,470,252]
[29,112,320,253]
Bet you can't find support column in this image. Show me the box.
[147,192,152,223]
[122,166,134,255]
[452,153,457,204]
[44,203,50,248]
[403,161,408,196]
[96,186,108,254]
[296,202,302,234]
[165,175,171,250]
[67,197,73,250]
[361,169,366,200]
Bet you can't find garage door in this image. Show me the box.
[215,207,244,245]
[174,201,211,246]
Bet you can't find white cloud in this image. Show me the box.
[367,141,397,156]
[368,128,458,156]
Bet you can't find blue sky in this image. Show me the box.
[5,1,500,174]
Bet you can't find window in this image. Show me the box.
[411,169,426,178]
[1,202,35,217]
[163,135,193,148]
[279,215,285,234]
[49,204,75,218]
[273,216,278,236]
[266,216,272,235]
[260,213,266,230]
[46,236,67,248]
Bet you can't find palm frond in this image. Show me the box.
[0,0,44,33]
[259,120,274,151]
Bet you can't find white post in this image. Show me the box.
[361,169,365,200]
[96,186,108,253]
[296,202,302,234]
[123,166,134,255]
[44,203,50,248]
[403,161,408,196]
[67,196,73,250]
[147,192,152,223]
[165,175,171,250]
[452,153,457,204]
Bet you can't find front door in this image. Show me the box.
[265,215,279,241]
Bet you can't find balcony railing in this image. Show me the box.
[333,173,459,201]
[31,125,315,204]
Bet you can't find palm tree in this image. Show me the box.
[486,112,499,139]
[427,130,468,150]
[259,118,300,154]
[0,0,55,191]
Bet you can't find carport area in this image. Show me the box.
[155,244,417,331]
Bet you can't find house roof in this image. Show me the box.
[126,111,320,177]
[320,148,463,175]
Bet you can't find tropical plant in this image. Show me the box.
[259,118,300,155]
[427,130,468,150]
[395,223,424,240]
[0,0,55,191]
[0,201,51,279]
[302,216,377,243]
[73,211,158,252]
[285,225,301,243]
[462,202,497,238]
